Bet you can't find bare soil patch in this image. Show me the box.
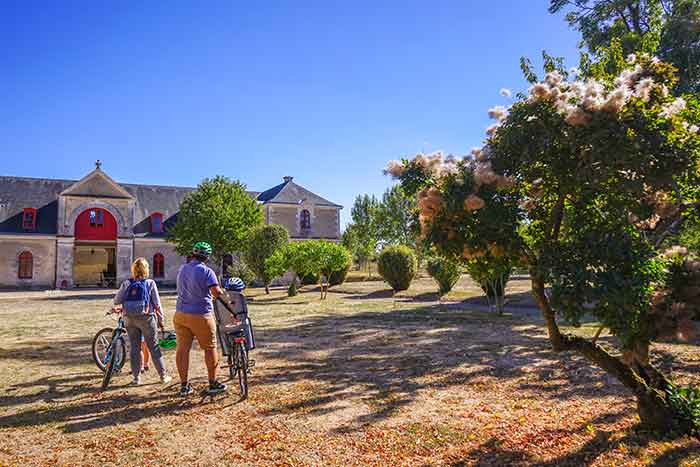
[0,276,698,466]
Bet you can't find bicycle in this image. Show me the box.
[92,317,128,373]
[216,296,252,400]
[95,308,128,390]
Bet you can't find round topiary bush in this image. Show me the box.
[426,256,462,296]
[377,245,417,292]
[329,264,350,286]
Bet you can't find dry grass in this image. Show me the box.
[0,276,698,466]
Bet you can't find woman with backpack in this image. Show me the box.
[113,257,172,386]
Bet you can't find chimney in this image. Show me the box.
[283,176,293,183]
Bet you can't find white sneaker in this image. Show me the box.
[160,374,173,384]
[130,377,142,386]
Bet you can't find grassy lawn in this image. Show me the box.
[0,276,698,466]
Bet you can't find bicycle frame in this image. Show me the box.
[104,312,126,365]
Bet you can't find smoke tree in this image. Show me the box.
[386,55,700,433]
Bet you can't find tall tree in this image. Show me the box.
[168,176,263,269]
[244,224,289,294]
[349,194,380,274]
[550,0,700,92]
[377,185,417,247]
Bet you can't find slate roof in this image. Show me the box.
[256,178,342,207]
[0,175,340,235]
[0,177,73,234]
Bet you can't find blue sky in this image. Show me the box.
[1,1,581,227]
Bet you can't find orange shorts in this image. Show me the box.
[173,311,217,351]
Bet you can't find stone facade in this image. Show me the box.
[0,165,342,289]
[0,236,56,287]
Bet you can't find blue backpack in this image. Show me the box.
[123,279,150,315]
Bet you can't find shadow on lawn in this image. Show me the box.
[451,419,696,467]
[0,337,94,367]
[254,304,628,431]
[0,382,193,433]
[0,373,100,409]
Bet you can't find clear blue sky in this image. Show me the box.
[0,1,581,227]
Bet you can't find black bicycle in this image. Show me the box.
[96,309,128,390]
[217,297,250,400]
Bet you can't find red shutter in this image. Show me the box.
[22,208,37,231]
[153,253,165,278]
[18,251,33,279]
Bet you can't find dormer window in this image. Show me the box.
[151,213,164,233]
[22,208,37,231]
[300,209,311,230]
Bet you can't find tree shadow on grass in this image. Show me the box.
[451,419,698,467]
[0,337,95,367]
[0,373,100,409]
[253,305,631,432]
[0,384,195,433]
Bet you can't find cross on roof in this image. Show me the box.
[95,160,102,170]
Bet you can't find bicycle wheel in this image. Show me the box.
[227,351,236,380]
[234,341,248,400]
[92,329,127,372]
[92,328,113,371]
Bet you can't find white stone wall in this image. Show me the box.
[133,239,184,285]
[0,237,56,288]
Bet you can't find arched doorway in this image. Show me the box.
[73,208,118,286]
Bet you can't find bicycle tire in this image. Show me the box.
[92,327,113,371]
[92,330,127,372]
[227,351,236,380]
[235,341,248,400]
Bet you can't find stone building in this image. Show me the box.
[0,163,341,288]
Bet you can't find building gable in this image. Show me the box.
[60,164,134,200]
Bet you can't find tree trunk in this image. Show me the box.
[529,273,690,433]
[265,284,270,294]
[494,294,505,315]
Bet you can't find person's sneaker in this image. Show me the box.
[130,377,142,386]
[177,383,193,397]
[206,380,227,395]
[160,374,173,385]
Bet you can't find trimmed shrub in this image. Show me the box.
[377,245,417,292]
[426,257,462,296]
[329,264,350,286]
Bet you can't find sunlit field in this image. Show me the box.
[1,276,698,466]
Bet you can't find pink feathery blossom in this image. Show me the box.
[499,88,512,97]
[634,77,654,102]
[485,123,500,138]
[660,98,687,118]
[464,194,485,211]
[487,106,508,121]
[383,160,405,177]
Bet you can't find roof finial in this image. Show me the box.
[95,160,102,170]
[283,176,293,183]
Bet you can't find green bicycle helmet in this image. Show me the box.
[192,241,212,259]
[159,331,177,349]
